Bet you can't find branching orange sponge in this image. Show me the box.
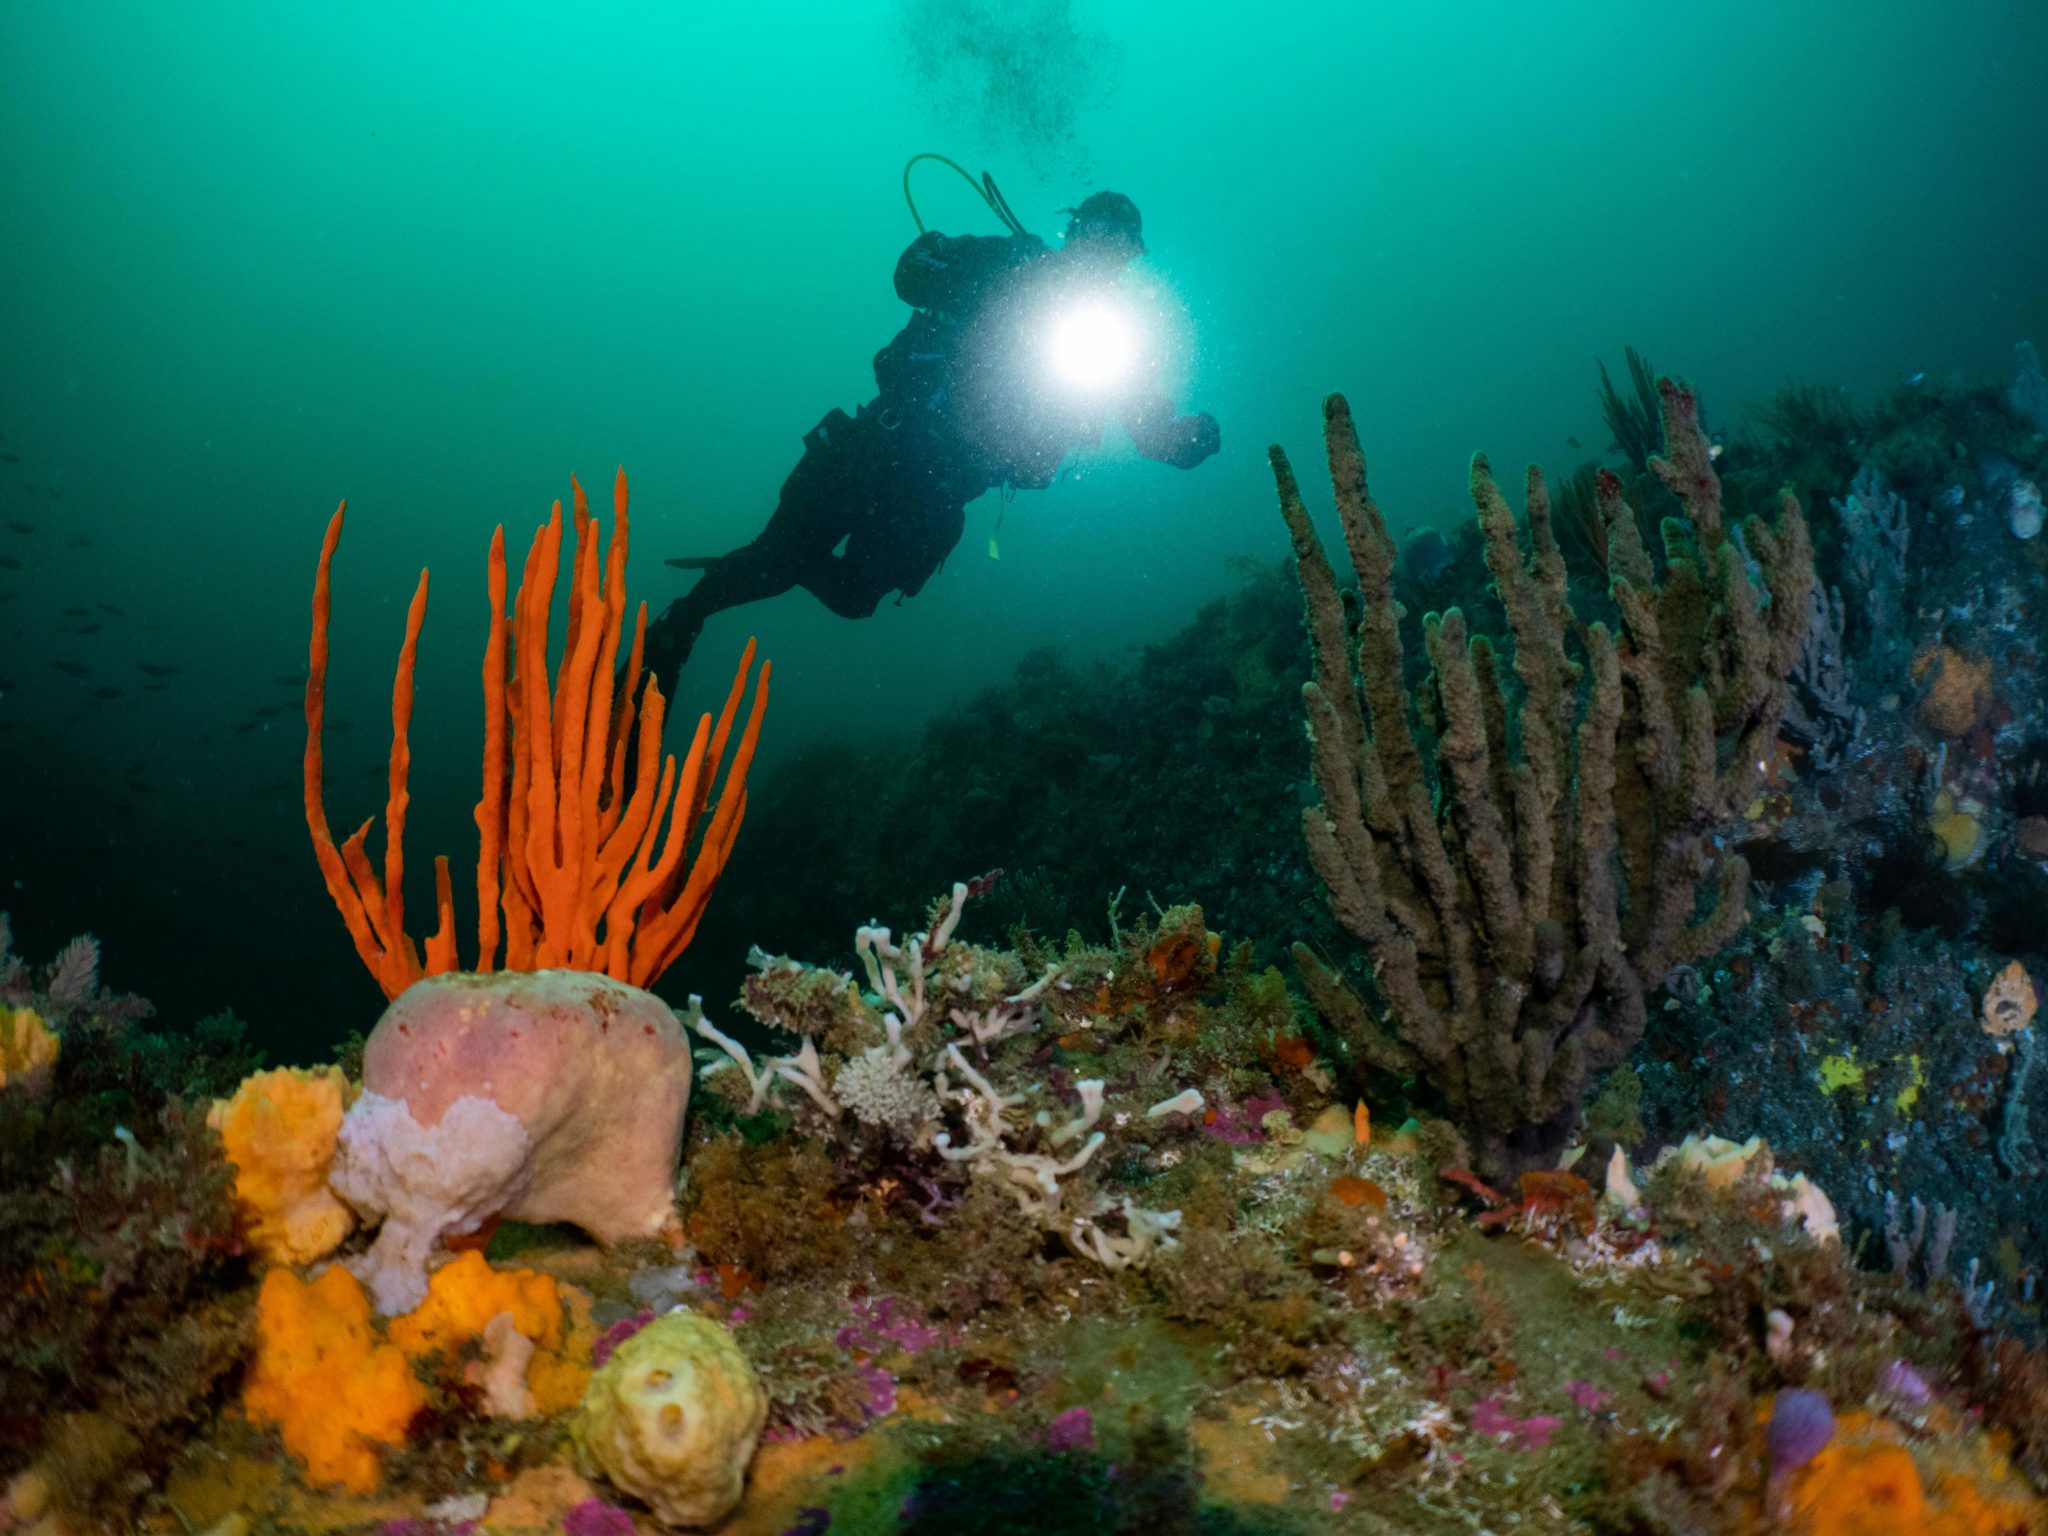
[304,468,768,999]
[244,1265,427,1494]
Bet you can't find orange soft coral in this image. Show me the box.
[1913,644,1997,738]
[1789,1409,2044,1536]
[386,1249,593,1415]
[207,1066,354,1266]
[304,468,769,999]
[243,1265,428,1493]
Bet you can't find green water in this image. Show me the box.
[1,1,2044,1044]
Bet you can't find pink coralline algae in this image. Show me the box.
[562,1500,637,1536]
[1879,1359,1934,1407]
[834,1294,943,1356]
[1563,1379,1614,1414]
[1042,1406,1096,1452]
[592,1309,656,1367]
[1469,1397,1562,1450]
[1203,1089,1289,1143]
[857,1365,899,1418]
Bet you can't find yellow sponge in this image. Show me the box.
[572,1310,766,1527]
[208,1066,354,1267]
[0,1007,58,1093]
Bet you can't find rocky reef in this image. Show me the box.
[1,351,2045,1534]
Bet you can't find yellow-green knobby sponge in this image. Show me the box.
[570,1310,767,1528]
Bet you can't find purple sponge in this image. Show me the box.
[1766,1389,1836,1470]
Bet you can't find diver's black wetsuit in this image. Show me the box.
[640,229,1219,690]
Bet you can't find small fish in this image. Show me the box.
[0,454,18,464]
[255,703,289,718]
[62,606,90,617]
[138,661,180,677]
[92,686,123,701]
[68,536,93,549]
[272,673,300,687]
[1565,435,1581,450]
[98,603,124,616]
[0,557,20,570]
[233,719,261,735]
[6,521,30,534]
[141,681,168,693]
[53,660,89,678]
[72,622,103,636]
[1905,370,1926,386]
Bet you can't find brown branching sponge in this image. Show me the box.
[1273,380,1813,1174]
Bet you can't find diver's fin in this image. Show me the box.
[664,556,721,570]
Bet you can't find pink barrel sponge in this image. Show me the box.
[332,969,692,1314]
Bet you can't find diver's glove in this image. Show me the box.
[637,600,703,701]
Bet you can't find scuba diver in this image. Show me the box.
[640,179,1220,689]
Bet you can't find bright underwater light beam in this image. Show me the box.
[1043,296,1139,394]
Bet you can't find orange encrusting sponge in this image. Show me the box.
[387,1249,594,1414]
[246,1254,597,1492]
[244,1266,428,1494]
[1788,1409,2044,1536]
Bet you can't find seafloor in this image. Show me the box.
[4,352,2048,1535]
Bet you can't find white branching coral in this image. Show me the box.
[692,879,1202,1271]
[686,999,839,1117]
[933,1043,1179,1270]
[833,1045,941,1141]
